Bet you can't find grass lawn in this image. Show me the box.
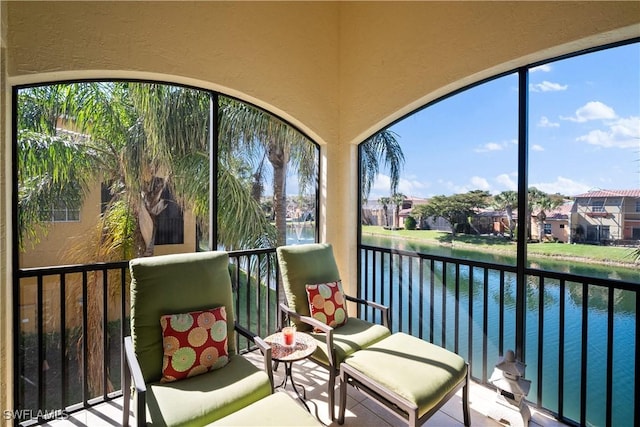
[362,226,639,266]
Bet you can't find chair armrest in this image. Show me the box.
[123,336,147,427]
[345,294,390,329]
[279,302,332,333]
[279,303,337,367]
[234,323,274,390]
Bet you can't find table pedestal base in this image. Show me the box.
[276,361,310,412]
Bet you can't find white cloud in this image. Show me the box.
[436,179,469,195]
[495,173,517,191]
[530,176,590,196]
[530,81,568,92]
[538,116,559,128]
[576,116,640,148]
[470,176,490,191]
[562,101,617,123]
[397,177,429,196]
[372,174,391,193]
[531,64,552,73]
[370,173,430,198]
[531,144,545,151]
[476,142,503,152]
[475,139,517,153]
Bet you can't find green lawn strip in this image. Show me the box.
[362,226,637,266]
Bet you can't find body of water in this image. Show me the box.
[361,234,638,427]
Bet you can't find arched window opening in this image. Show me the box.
[358,40,639,427]
[12,80,319,423]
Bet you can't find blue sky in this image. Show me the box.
[369,41,640,200]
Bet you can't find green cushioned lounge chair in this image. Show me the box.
[276,243,391,420]
[337,332,470,426]
[123,251,274,427]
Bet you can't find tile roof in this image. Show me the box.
[573,189,640,198]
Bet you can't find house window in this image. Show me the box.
[591,201,605,212]
[155,187,184,245]
[635,201,640,212]
[41,201,80,222]
[544,223,552,234]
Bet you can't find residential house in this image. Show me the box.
[571,189,640,244]
[530,200,573,243]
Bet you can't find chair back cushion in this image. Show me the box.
[276,243,341,331]
[130,251,236,383]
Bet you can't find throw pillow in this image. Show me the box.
[305,280,348,329]
[160,307,229,383]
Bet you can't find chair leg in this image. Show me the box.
[122,361,131,427]
[463,368,471,426]
[328,369,336,421]
[337,369,347,425]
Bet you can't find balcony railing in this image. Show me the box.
[359,244,639,427]
[14,245,638,427]
[14,248,280,426]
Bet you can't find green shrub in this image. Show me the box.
[405,216,417,230]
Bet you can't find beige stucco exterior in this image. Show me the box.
[2,0,639,415]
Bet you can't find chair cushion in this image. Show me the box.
[145,354,272,426]
[276,244,341,332]
[207,392,321,426]
[160,307,229,382]
[306,281,348,329]
[309,317,391,367]
[343,332,467,418]
[130,251,237,383]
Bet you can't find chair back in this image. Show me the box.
[276,243,341,331]
[129,251,236,383]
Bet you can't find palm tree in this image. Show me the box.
[218,97,318,247]
[360,130,405,201]
[493,190,518,239]
[18,83,276,254]
[16,82,279,395]
[528,188,562,242]
[391,192,405,229]
[378,196,391,227]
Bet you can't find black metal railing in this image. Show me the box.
[16,244,638,426]
[15,261,130,425]
[14,248,280,426]
[359,244,639,427]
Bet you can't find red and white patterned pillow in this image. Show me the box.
[305,280,348,329]
[160,307,229,383]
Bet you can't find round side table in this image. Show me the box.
[264,331,317,411]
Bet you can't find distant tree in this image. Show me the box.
[420,190,491,237]
[411,203,430,229]
[492,190,518,239]
[378,196,391,227]
[391,192,405,229]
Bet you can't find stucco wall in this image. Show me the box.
[339,1,640,145]
[1,0,10,415]
[5,1,340,146]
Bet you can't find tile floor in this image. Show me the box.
[42,351,567,427]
